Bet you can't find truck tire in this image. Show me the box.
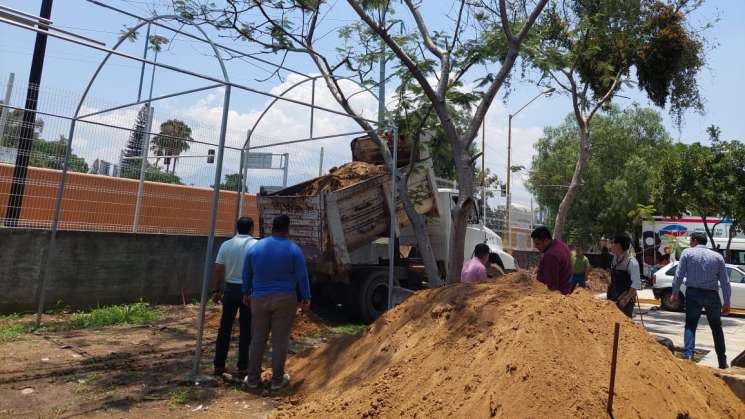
[354,270,391,324]
[660,289,684,312]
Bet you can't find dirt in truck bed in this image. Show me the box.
[298,161,387,195]
[279,272,745,418]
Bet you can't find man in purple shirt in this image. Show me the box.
[531,226,573,294]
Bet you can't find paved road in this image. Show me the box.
[632,300,745,368]
[594,289,745,368]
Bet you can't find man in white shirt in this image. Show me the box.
[212,217,257,378]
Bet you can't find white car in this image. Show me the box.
[652,262,745,311]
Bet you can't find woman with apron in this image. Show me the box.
[607,234,641,318]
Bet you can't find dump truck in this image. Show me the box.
[257,137,515,322]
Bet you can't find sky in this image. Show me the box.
[1,0,744,209]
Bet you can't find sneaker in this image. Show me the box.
[270,373,290,391]
[243,375,259,390]
[719,361,729,369]
[213,366,226,377]
[235,369,248,380]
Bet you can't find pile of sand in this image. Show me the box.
[290,311,329,340]
[279,272,744,418]
[586,268,611,293]
[300,162,386,195]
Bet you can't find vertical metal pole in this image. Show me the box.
[136,24,151,102]
[506,114,513,249]
[238,132,251,218]
[192,85,231,379]
[35,119,76,326]
[388,127,398,310]
[318,147,324,177]
[0,73,15,142]
[607,323,621,416]
[310,78,316,139]
[234,146,247,231]
[282,153,289,187]
[481,118,486,227]
[530,197,534,230]
[132,106,154,233]
[5,0,54,226]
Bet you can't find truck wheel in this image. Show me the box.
[355,271,391,324]
[660,289,684,312]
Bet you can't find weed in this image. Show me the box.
[170,388,195,405]
[0,323,29,343]
[63,302,163,330]
[330,324,367,335]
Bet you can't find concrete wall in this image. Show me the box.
[0,229,229,314]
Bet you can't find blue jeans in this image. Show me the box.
[684,288,726,365]
[570,273,586,288]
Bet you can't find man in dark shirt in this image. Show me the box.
[531,226,573,294]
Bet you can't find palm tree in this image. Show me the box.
[150,119,191,173]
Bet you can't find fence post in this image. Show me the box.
[282,153,289,187]
[132,105,154,233]
[192,85,231,379]
[318,146,324,177]
[0,73,15,142]
[388,126,398,310]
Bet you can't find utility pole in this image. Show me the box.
[318,146,324,176]
[481,118,486,227]
[506,114,513,249]
[5,0,53,226]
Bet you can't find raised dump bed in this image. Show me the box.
[256,161,436,277]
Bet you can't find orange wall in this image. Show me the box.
[0,163,258,236]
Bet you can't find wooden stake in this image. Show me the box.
[607,322,620,417]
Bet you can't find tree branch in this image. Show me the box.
[587,70,624,122]
[403,0,445,59]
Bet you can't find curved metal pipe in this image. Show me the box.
[246,75,381,149]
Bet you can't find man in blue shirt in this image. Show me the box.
[212,217,257,378]
[242,214,311,390]
[672,232,731,368]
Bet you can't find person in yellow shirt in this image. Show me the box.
[570,245,591,289]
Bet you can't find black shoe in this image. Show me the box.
[214,366,226,376]
[718,361,729,369]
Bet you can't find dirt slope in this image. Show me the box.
[280,272,744,418]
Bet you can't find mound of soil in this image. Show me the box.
[279,272,744,418]
[586,268,611,293]
[291,311,329,340]
[300,162,386,195]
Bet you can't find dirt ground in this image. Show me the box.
[280,272,745,418]
[0,305,329,419]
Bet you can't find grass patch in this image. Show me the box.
[170,388,198,405]
[330,324,367,335]
[0,323,29,343]
[64,302,162,330]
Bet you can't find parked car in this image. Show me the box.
[652,261,745,311]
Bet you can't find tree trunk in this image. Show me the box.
[172,158,178,174]
[398,176,442,287]
[701,217,717,251]
[554,123,590,241]
[447,143,473,284]
[725,224,735,263]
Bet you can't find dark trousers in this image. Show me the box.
[214,283,251,371]
[247,293,297,385]
[684,287,726,365]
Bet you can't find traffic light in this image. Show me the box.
[500,183,507,197]
[207,149,215,164]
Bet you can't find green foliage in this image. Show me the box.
[528,0,706,122]
[65,302,163,330]
[150,119,192,174]
[528,105,673,242]
[1,110,88,173]
[220,173,243,191]
[119,104,151,179]
[144,165,183,184]
[330,324,367,335]
[650,136,745,243]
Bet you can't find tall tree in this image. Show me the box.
[651,137,745,260]
[178,0,549,284]
[119,104,151,179]
[150,119,192,173]
[528,105,673,243]
[525,0,707,240]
